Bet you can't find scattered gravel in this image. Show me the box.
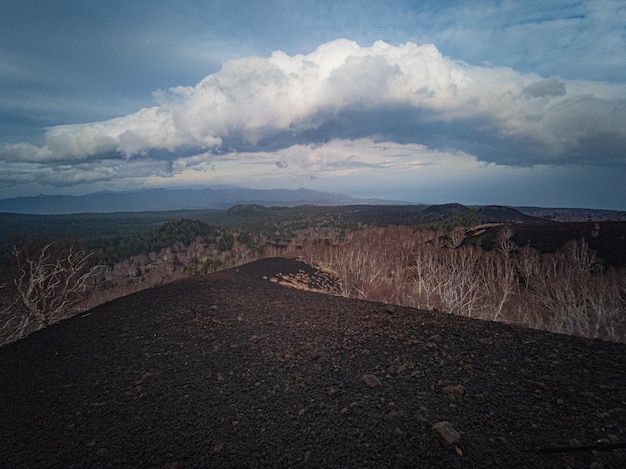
[1,258,625,468]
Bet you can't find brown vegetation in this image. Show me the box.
[1,240,101,343]
[291,226,626,342]
[1,221,624,346]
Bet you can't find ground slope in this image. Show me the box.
[1,258,625,468]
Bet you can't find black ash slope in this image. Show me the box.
[1,258,625,468]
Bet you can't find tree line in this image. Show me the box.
[1,219,624,345]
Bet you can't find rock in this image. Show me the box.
[433,421,461,450]
[362,374,382,387]
[385,409,399,421]
[295,375,308,389]
[209,305,218,312]
[442,384,465,400]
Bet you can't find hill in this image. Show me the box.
[1,258,624,468]
[465,221,626,267]
[474,205,549,224]
[516,207,626,222]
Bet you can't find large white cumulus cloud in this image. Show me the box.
[2,39,625,166]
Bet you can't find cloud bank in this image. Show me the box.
[1,39,625,189]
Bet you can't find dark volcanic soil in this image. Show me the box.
[1,258,625,468]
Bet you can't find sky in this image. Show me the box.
[1,0,625,209]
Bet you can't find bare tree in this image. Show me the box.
[408,247,439,309]
[0,288,21,344]
[446,226,466,249]
[564,238,601,274]
[9,242,98,339]
[437,247,484,317]
[515,245,541,291]
[530,240,625,341]
[497,225,517,253]
[480,250,518,322]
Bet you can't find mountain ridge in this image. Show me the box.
[1,187,624,221]
[0,187,400,215]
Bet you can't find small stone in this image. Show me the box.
[442,384,465,400]
[362,374,381,388]
[298,408,306,416]
[433,421,461,450]
[328,386,337,396]
[209,305,218,312]
[385,409,399,421]
[295,376,307,389]
[303,450,312,463]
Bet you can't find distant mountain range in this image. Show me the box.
[0,187,399,215]
[1,187,624,220]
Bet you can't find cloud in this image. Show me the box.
[1,39,625,174]
[523,78,566,99]
[0,159,171,189]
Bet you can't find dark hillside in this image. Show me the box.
[474,205,549,224]
[511,221,626,265]
[466,221,626,267]
[420,203,471,220]
[1,258,624,468]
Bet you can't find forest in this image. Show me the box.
[1,206,625,346]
